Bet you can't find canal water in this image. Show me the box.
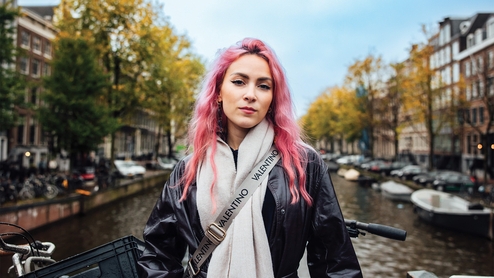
[1,172,493,277]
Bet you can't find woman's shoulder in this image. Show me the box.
[301,144,323,161]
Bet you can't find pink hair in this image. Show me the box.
[181,38,312,206]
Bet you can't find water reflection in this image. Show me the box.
[1,174,493,277]
[331,173,494,278]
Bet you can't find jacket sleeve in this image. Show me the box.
[306,157,363,278]
[137,160,188,278]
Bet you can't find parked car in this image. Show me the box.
[361,159,387,171]
[335,155,360,165]
[114,160,146,179]
[412,170,450,187]
[432,171,475,192]
[158,157,178,170]
[352,157,372,169]
[390,165,426,180]
[368,160,392,175]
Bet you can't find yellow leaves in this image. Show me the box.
[302,86,363,142]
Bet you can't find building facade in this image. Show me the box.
[6,5,57,168]
[454,13,494,181]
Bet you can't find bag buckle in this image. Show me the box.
[187,258,201,276]
[206,223,226,245]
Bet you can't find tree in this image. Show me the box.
[0,2,26,133]
[301,90,338,150]
[301,86,363,154]
[38,37,118,168]
[345,54,386,157]
[378,62,409,159]
[140,25,204,158]
[55,0,159,163]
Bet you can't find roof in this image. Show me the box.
[21,5,56,22]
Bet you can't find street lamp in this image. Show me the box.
[477,143,482,150]
[25,151,31,157]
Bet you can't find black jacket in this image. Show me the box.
[138,148,363,277]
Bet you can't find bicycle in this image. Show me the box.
[0,222,56,277]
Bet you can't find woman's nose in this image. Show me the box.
[243,85,257,101]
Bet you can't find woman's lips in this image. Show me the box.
[239,107,256,114]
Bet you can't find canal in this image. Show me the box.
[1,172,493,277]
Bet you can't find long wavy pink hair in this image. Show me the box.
[181,38,312,206]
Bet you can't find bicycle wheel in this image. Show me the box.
[43,184,59,199]
[18,187,35,199]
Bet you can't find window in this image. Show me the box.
[453,63,459,83]
[21,31,30,48]
[33,36,41,53]
[475,29,483,45]
[445,46,451,64]
[479,107,484,124]
[19,57,29,74]
[30,124,35,145]
[472,82,477,98]
[32,59,40,77]
[465,61,471,77]
[472,108,477,124]
[452,41,459,56]
[477,57,483,72]
[467,34,474,48]
[466,84,471,100]
[44,41,52,57]
[488,18,494,38]
[42,63,51,76]
[489,77,494,96]
[489,51,493,69]
[17,124,24,144]
[31,87,37,104]
[473,134,478,155]
[467,135,471,154]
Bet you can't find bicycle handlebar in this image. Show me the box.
[0,237,55,257]
[345,219,407,241]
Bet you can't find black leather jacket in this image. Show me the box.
[138,148,363,277]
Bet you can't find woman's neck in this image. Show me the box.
[227,129,248,151]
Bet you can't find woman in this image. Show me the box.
[137,38,362,278]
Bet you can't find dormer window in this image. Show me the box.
[467,34,474,48]
[475,29,483,45]
[488,17,494,38]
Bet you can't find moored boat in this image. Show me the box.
[344,169,360,181]
[411,189,493,239]
[380,180,413,202]
[336,168,347,177]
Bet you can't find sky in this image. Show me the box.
[18,0,494,117]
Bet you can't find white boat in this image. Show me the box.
[411,189,493,239]
[380,180,413,202]
[343,169,360,181]
[336,168,347,177]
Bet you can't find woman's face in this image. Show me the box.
[219,54,273,136]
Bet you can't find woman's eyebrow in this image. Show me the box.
[229,72,272,82]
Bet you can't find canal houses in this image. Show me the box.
[340,12,494,185]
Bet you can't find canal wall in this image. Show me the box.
[0,171,170,232]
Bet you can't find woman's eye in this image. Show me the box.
[231,80,244,85]
[259,84,271,90]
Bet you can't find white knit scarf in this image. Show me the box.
[196,119,275,278]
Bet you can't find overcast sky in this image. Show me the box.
[18,0,494,117]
